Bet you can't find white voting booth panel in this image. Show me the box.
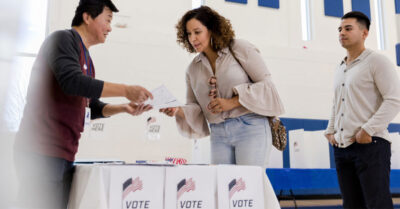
[268,146,284,168]
[217,165,264,209]
[108,166,165,209]
[68,164,281,209]
[391,133,400,169]
[165,166,217,209]
[289,129,330,168]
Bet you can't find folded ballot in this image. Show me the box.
[145,85,182,109]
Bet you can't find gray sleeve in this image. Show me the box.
[90,98,108,119]
[325,99,336,135]
[362,54,400,135]
[44,30,104,99]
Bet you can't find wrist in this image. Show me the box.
[120,104,128,113]
[361,125,374,137]
[176,107,184,118]
[231,96,240,108]
[122,84,129,98]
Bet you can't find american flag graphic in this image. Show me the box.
[228,178,246,199]
[165,157,187,165]
[122,177,143,199]
[177,178,196,200]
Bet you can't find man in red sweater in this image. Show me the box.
[14,0,153,208]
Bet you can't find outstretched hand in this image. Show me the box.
[159,107,178,117]
[124,102,152,116]
[125,85,153,104]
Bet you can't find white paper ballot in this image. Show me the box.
[145,85,182,109]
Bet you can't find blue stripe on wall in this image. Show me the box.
[396,0,400,14]
[389,122,400,133]
[352,0,371,20]
[266,169,400,195]
[324,0,344,17]
[396,44,400,67]
[280,118,400,168]
[258,0,279,9]
[225,0,247,4]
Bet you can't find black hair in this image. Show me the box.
[71,0,119,27]
[341,11,370,31]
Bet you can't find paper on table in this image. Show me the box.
[145,85,182,109]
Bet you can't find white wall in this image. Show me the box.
[44,0,400,164]
[0,0,25,205]
[2,0,397,206]
[207,0,400,119]
[47,0,198,163]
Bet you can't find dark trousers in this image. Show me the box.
[334,137,393,209]
[14,150,75,209]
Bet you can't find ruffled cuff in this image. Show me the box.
[175,105,210,139]
[233,79,285,117]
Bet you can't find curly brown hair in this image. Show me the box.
[176,6,235,53]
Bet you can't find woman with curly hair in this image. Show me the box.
[160,6,284,167]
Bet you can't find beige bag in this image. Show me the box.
[228,45,287,151]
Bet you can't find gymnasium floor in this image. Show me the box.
[280,198,400,208]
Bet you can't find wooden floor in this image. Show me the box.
[280,198,400,208]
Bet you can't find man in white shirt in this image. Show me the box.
[325,11,400,209]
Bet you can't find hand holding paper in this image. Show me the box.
[144,85,182,110]
[124,85,153,103]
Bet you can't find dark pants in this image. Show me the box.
[334,137,393,209]
[14,150,75,209]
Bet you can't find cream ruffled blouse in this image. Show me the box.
[176,39,285,139]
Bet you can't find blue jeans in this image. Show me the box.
[209,113,272,167]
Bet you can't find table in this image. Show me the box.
[68,164,281,209]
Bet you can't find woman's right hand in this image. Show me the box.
[159,107,178,117]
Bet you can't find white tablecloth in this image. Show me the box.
[68,164,281,209]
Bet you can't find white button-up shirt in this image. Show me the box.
[325,49,400,148]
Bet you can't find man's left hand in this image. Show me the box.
[351,128,372,144]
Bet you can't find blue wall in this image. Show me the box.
[324,0,344,17]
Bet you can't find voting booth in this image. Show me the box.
[391,133,400,169]
[68,164,280,209]
[165,166,216,209]
[289,129,330,169]
[217,165,265,209]
[109,166,165,209]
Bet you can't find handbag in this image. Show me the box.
[267,117,287,151]
[228,44,287,151]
